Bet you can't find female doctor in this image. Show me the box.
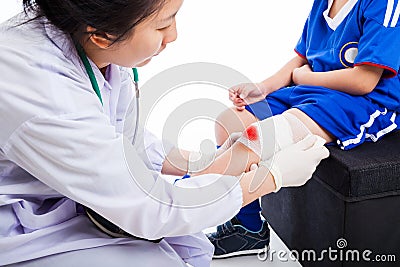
[0,0,329,266]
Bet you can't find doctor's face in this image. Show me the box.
[110,0,183,67]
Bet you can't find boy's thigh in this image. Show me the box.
[278,85,396,149]
[245,87,293,120]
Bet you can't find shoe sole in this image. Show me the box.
[213,245,270,259]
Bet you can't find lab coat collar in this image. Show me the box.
[105,64,121,91]
[44,22,120,92]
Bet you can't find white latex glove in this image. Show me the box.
[258,135,329,192]
[216,132,242,157]
[188,132,242,174]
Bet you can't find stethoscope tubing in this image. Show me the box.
[76,43,140,145]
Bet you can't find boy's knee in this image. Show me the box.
[237,113,313,160]
[215,107,257,145]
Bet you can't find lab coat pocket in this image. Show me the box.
[12,197,77,233]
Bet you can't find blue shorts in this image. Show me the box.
[245,85,400,150]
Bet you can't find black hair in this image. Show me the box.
[22,0,166,43]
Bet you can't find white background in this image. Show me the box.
[0,0,313,151]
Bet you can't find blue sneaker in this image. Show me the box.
[207,217,270,258]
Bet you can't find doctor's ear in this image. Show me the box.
[86,26,117,49]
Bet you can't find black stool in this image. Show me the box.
[262,131,400,267]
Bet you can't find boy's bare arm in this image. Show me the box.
[259,55,308,95]
[292,64,384,95]
[230,55,307,110]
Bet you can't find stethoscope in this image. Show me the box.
[75,44,163,242]
[75,43,140,145]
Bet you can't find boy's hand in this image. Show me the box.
[292,64,312,85]
[229,83,267,111]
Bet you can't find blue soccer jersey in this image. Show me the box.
[246,0,400,150]
[295,0,400,111]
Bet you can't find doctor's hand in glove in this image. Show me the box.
[188,132,242,175]
[260,135,328,192]
[216,132,242,156]
[239,135,329,206]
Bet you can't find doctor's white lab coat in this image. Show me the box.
[0,15,243,265]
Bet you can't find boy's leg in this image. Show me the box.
[206,107,266,258]
[215,108,334,167]
[213,115,296,231]
[215,107,258,146]
[286,108,334,143]
[215,108,313,232]
[215,108,263,231]
[209,106,332,258]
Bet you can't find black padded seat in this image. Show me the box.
[261,131,400,267]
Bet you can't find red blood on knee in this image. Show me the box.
[245,125,259,141]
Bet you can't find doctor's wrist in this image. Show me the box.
[187,151,216,176]
[239,166,276,207]
[258,161,282,192]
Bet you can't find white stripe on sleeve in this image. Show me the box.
[384,0,395,27]
[390,0,400,27]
